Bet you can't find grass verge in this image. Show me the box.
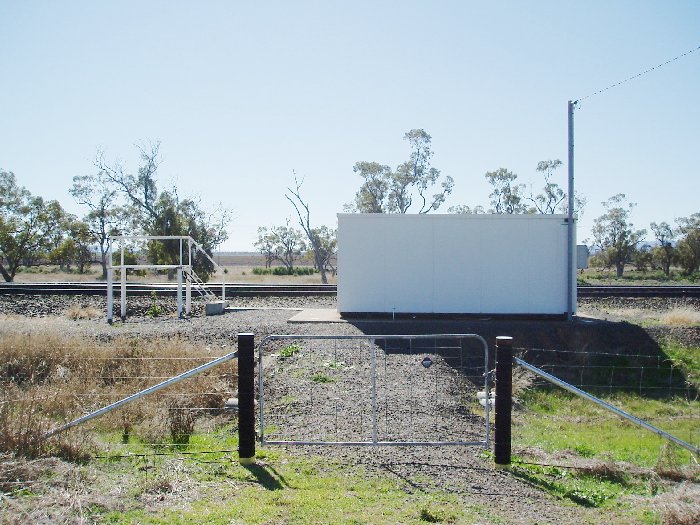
[513,340,699,522]
[5,425,481,525]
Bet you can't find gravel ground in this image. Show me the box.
[2,293,695,524]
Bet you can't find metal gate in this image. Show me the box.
[258,334,490,447]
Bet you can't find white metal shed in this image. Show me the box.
[336,213,576,316]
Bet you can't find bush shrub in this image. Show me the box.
[252,266,316,276]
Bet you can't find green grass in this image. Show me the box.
[515,390,699,467]
[509,460,651,508]
[580,267,698,284]
[279,343,302,359]
[663,342,700,389]
[93,429,478,524]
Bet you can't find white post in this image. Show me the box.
[177,266,183,318]
[107,268,113,324]
[120,241,126,320]
[186,268,191,315]
[186,238,192,315]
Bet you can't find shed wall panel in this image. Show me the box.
[337,214,575,315]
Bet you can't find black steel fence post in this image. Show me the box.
[237,333,256,465]
[494,336,513,465]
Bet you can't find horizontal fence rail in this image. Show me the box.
[258,334,490,448]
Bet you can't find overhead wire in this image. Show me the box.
[575,44,700,103]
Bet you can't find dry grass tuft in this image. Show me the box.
[0,332,236,459]
[659,308,700,326]
[654,443,700,483]
[576,460,631,484]
[652,483,700,525]
[65,305,101,320]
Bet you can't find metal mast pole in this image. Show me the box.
[567,100,576,321]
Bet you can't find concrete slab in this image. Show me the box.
[205,301,228,316]
[288,308,346,324]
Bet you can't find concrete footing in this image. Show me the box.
[205,301,227,316]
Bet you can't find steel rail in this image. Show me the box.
[577,285,700,298]
[2,282,700,298]
[0,282,337,296]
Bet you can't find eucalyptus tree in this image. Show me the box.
[0,170,62,281]
[94,143,231,281]
[675,213,700,275]
[286,176,336,284]
[527,159,586,216]
[71,170,125,278]
[650,221,675,277]
[484,168,527,214]
[254,222,306,273]
[350,129,454,214]
[591,194,646,278]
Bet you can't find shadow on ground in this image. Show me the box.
[343,315,696,398]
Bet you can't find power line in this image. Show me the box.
[576,44,700,103]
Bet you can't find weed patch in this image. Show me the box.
[516,390,699,467]
[278,343,301,359]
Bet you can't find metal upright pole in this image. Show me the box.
[567,100,576,321]
[107,237,113,324]
[186,275,191,315]
[177,267,183,318]
[107,267,113,324]
[120,240,126,320]
[186,237,191,315]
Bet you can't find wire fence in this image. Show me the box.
[514,346,698,400]
[2,335,697,474]
[0,336,240,463]
[258,334,490,446]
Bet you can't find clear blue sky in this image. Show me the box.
[1,1,698,251]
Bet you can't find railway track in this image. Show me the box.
[576,285,700,298]
[0,282,336,297]
[0,282,699,298]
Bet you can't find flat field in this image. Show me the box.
[11,254,336,285]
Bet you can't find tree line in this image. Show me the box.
[0,143,230,283]
[2,131,699,283]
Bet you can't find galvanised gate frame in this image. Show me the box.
[258,334,490,448]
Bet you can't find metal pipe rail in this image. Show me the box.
[0,282,337,296]
[43,350,238,439]
[514,357,699,456]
